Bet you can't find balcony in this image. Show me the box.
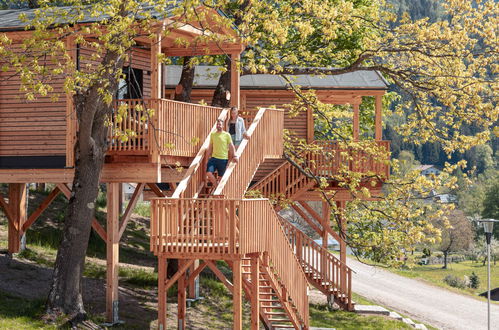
[107,98,224,159]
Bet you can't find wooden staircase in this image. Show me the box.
[278,215,354,311]
[151,107,309,329]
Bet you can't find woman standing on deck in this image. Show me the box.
[227,106,249,148]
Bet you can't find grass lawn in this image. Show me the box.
[0,292,55,330]
[310,304,412,329]
[392,260,499,300]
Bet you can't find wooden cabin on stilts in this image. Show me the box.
[0,6,390,329]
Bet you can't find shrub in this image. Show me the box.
[443,275,467,289]
[469,272,480,289]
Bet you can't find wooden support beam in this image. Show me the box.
[187,260,206,296]
[158,257,167,330]
[187,259,200,299]
[106,183,120,324]
[205,260,234,294]
[233,259,242,330]
[8,183,27,254]
[291,203,322,235]
[65,35,76,168]
[164,260,195,291]
[118,183,145,239]
[307,106,314,143]
[22,186,61,233]
[0,193,13,225]
[150,26,164,164]
[250,256,260,330]
[352,103,360,141]
[375,95,383,141]
[147,183,166,197]
[337,200,347,293]
[178,260,187,330]
[299,201,342,243]
[230,52,240,108]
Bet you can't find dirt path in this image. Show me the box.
[348,258,499,330]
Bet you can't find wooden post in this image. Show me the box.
[336,200,347,293]
[178,260,187,329]
[352,103,360,141]
[250,256,260,330]
[158,256,167,330]
[150,27,164,163]
[65,35,76,168]
[375,95,383,141]
[188,260,200,299]
[307,106,314,143]
[230,52,240,108]
[233,259,242,330]
[106,183,120,324]
[322,201,330,295]
[8,183,27,254]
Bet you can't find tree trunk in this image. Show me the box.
[443,251,448,269]
[46,50,123,323]
[174,56,195,103]
[211,56,231,108]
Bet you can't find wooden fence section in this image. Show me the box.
[214,108,284,199]
[108,99,224,157]
[172,109,230,198]
[279,216,353,310]
[159,99,224,157]
[109,99,151,153]
[310,140,391,179]
[150,198,238,256]
[239,199,309,327]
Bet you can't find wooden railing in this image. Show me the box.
[239,199,309,326]
[108,99,224,157]
[309,140,390,179]
[251,140,390,199]
[214,108,284,199]
[250,160,313,201]
[108,99,151,153]
[172,109,230,198]
[279,216,353,310]
[150,198,239,256]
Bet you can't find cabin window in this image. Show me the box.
[117,66,143,100]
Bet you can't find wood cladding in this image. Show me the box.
[0,41,152,160]
[0,43,67,157]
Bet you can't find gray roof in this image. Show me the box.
[0,5,174,32]
[165,65,388,90]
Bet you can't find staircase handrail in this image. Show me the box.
[278,214,354,309]
[172,108,230,198]
[239,199,309,327]
[213,107,284,198]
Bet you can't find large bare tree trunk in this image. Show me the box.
[46,51,123,323]
[211,56,231,108]
[174,56,195,102]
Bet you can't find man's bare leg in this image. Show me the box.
[206,172,217,186]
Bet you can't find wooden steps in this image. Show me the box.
[241,257,305,329]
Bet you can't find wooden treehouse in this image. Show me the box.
[0,7,390,330]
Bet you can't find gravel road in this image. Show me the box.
[349,258,499,330]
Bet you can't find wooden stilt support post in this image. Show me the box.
[230,52,240,108]
[250,256,260,330]
[375,95,383,141]
[158,256,167,330]
[188,260,200,299]
[336,200,347,294]
[178,260,187,330]
[8,183,27,254]
[352,103,360,141]
[106,183,120,324]
[233,259,242,330]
